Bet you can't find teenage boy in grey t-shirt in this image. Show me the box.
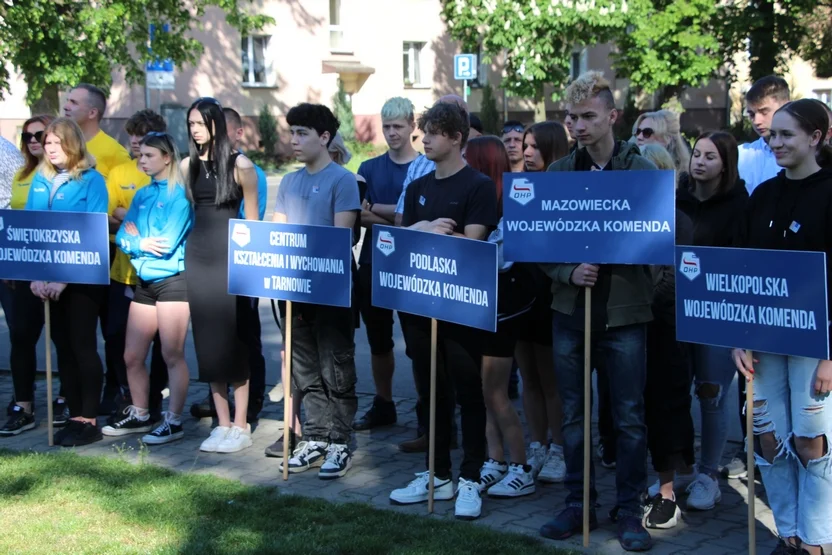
[272,103,360,480]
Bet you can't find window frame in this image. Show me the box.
[403,41,427,88]
[241,34,274,87]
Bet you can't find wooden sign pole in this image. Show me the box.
[583,287,592,548]
[281,300,293,481]
[45,300,54,447]
[427,318,438,513]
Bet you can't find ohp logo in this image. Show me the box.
[231,223,251,248]
[679,251,701,281]
[508,178,535,205]
[376,230,395,256]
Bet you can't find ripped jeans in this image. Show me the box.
[691,344,737,476]
[752,353,832,545]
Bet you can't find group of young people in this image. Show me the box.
[0,71,831,554]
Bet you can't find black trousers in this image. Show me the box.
[106,281,168,411]
[245,298,266,400]
[403,315,485,482]
[644,320,695,472]
[10,284,55,404]
[51,284,106,419]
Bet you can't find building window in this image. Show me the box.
[329,0,349,52]
[813,89,832,108]
[241,35,271,86]
[570,48,588,81]
[403,42,426,87]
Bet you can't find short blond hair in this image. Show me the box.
[38,117,95,180]
[565,70,615,109]
[638,144,675,171]
[633,110,690,173]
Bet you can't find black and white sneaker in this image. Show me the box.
[60,421,102,447]
[487,463,536,498]
[644,494,681,529]
[101,406,153,437]
[141,416,184,445]
[53,399,70,427]
[0,406,36,436]
[280,440,328,474]
[318,443,352,480]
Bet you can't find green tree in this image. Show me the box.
[611,0,721,105]
[716,0,828,81]
[258,104,279,163]
[0,1,272,113]
[332,80,355,141]
[478,84,501,134]
[441,0,630,122]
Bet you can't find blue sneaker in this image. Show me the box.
[539,506,597,540]
[617,514,652,551]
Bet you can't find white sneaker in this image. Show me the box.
[527,441,547,478]
[216,424,253,453]
[477,458,508,492]
[280,440,328,474]
[200,426,231,452]
[390,471,454,505]
[318,443,351,480]
[538,444,566,483]
[647,470,696,497]
[487,463,536,498]
[455,478,482,520]
[686,473,722,510]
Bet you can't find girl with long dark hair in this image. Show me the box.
[733,99,832,555]
[182,98,259,454]
[515,121,569,483]
[102,132,193,444]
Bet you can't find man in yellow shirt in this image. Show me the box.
[104,109,170,421]
[63,84,131,179]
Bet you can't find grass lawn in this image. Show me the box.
[0,450,574,555]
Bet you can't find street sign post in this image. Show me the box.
[453,54,477,103]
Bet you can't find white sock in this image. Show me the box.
[165,411,182,425]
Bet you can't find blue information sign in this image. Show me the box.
[371,225,497,332]
[675,246,829,359]
[0,209,110,285]
[502,170,676,264]
[227,220,352,307]
[454,54,478,80]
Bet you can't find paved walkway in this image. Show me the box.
[0,375,779,555]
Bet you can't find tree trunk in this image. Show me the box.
[533,87,546,123]
[657,85,683,110]
[29,82,61,116]
[748,0,777,81]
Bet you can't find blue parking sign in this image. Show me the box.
[675,246,829,359]
[227,220,353,307]
[371,225,497,332]
[454,54,478,80]
[0,209,110,285]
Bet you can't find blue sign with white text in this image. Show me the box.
[502,170,676,264]
[371,225,497,332]
[227,220,352,307]
[675,246,829,359]
[454,54,478,80]
[0,209,109,284]
[147,24,174,72]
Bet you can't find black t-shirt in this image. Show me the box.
[402,165,498,233]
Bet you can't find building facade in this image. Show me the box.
[1,0,830,151]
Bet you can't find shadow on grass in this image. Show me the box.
[0,449,574,555]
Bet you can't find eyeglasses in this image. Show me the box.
[502,124,525,134]
[144,131,169,138]
[21,131,44,143]
[636,127,655,139]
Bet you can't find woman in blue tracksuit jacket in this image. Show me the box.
[20,118,109,447]
[104,132,194,445]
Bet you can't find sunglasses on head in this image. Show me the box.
[636,127,654,139]
[22,131,44,143]
[502,124,525,134]
[195,97,222,108]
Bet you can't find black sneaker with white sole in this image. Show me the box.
[101,406,153,437]
[264,431,299,459]
[644,494,681,529]
[53,399,70,427]
[318,444,352,480]
[141,419,184,445]
[0,406,36,436]
[280,440,328,474]
[60,421,102,447]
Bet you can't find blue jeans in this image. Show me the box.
[552,319,648,515]
[752,353,832,545]
[691,344,737,475]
